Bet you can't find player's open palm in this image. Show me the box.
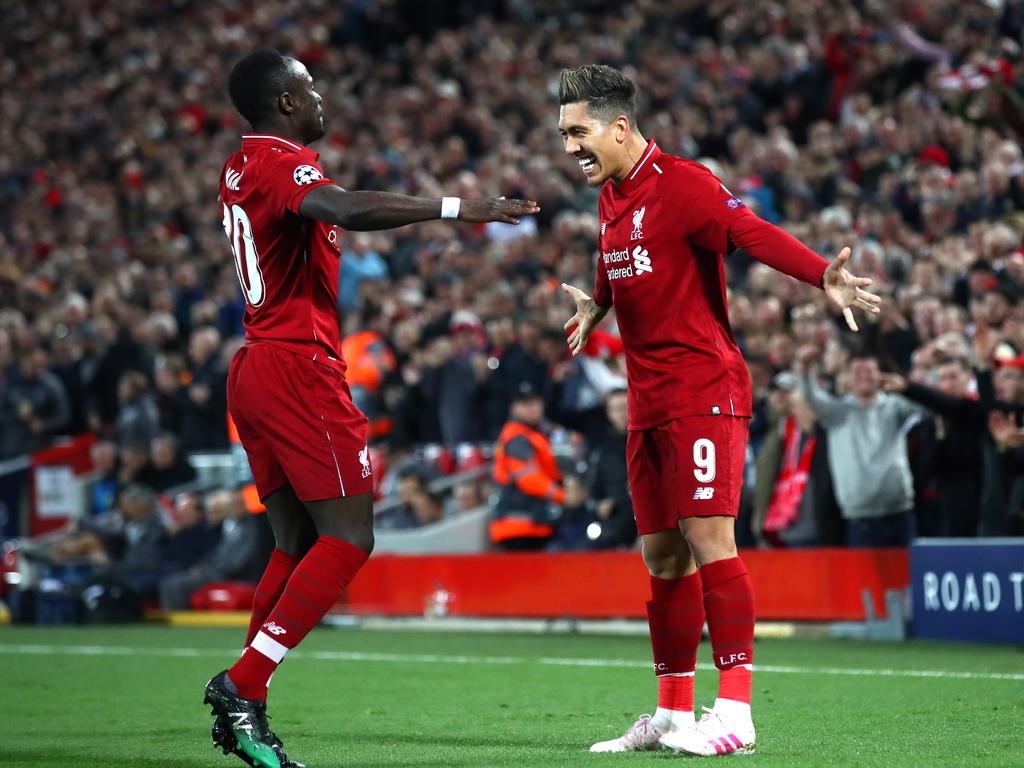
[562,283,604,357]
[823,247,882,332]
[458,197,539,224]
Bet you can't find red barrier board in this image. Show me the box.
[30,434,96,536]
[343,549,909,622]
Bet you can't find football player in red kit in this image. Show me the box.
[204,48,538,768]
[558,65,879,756]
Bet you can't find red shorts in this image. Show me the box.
[227,343,373,502]
[627,415,749,535]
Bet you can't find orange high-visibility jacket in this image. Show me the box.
[490,420,564,542]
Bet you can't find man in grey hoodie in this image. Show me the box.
[795,346,923,546]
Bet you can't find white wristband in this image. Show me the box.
[441,196,461,220]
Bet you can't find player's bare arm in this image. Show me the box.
[299,185,539,231]
[226,50,538,233]
[561,283,609,357]
[822,247,882,332]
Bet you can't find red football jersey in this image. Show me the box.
[218,134,344,367]
[594,140,828,430]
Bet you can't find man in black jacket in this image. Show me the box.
[881,341,1024,536]
[983,355,1024,535]
[882,358,987,536]
[179,326,229,450]
[585,389,636,548]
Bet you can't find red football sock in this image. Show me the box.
[700,556,754,705]
[242,548,298,702]
[228,536,368,700]
[657,673,695,713]
[647,572,704,713]
[246,549,299,647]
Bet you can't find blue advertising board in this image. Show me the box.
[910,539,1024,644]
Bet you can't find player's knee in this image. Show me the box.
[276,532,316,559]
[319,525,374,555]
[641,531,693,578]
[681,527,736,566]
[352,527,374,556]
[642,548,689,579]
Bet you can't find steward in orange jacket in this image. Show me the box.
[490,384,563,550]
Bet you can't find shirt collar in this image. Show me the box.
[609,139,661,196]
[240,134,319,160]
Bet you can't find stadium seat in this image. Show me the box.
[189,581,256,611]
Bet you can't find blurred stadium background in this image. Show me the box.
[1,0,1023,765]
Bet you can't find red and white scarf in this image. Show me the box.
[763,417,816,543]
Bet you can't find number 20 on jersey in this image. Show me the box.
[222,203,266,308]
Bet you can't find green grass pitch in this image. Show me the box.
[2,625,1022,767]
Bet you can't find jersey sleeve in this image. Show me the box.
[676,162,828,287]
[675,162,754,253]
[593,256,612,308]
[262,155,336,217]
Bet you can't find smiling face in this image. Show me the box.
[850,357,881,399]
[558,102,633,187]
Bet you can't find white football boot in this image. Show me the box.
[589,714,666,753]
[659,706,756,756]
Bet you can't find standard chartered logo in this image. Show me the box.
[633,245,652,274]
[602,246,653,280]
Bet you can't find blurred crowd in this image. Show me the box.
[10,479,273,620]
[2,0,1024,576]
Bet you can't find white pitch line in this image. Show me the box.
[0,644,1021,682]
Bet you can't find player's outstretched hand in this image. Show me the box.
[822,247,882,332]
[458,197,539,224]
[562,283,605,357]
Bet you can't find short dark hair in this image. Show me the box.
[559,64,638,125]
[228,48,292,125]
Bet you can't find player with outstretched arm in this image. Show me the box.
[205,48,538,768]
[557,65,878,756]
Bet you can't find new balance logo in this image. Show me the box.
[693,487,715,500]
[231,712,254,733]
[632,245,652,274]
[264,621,287,636]
[225,168,243,191]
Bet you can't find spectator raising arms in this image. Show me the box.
[796,347,922,547]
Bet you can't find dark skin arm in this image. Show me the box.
[299,185,539,231]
